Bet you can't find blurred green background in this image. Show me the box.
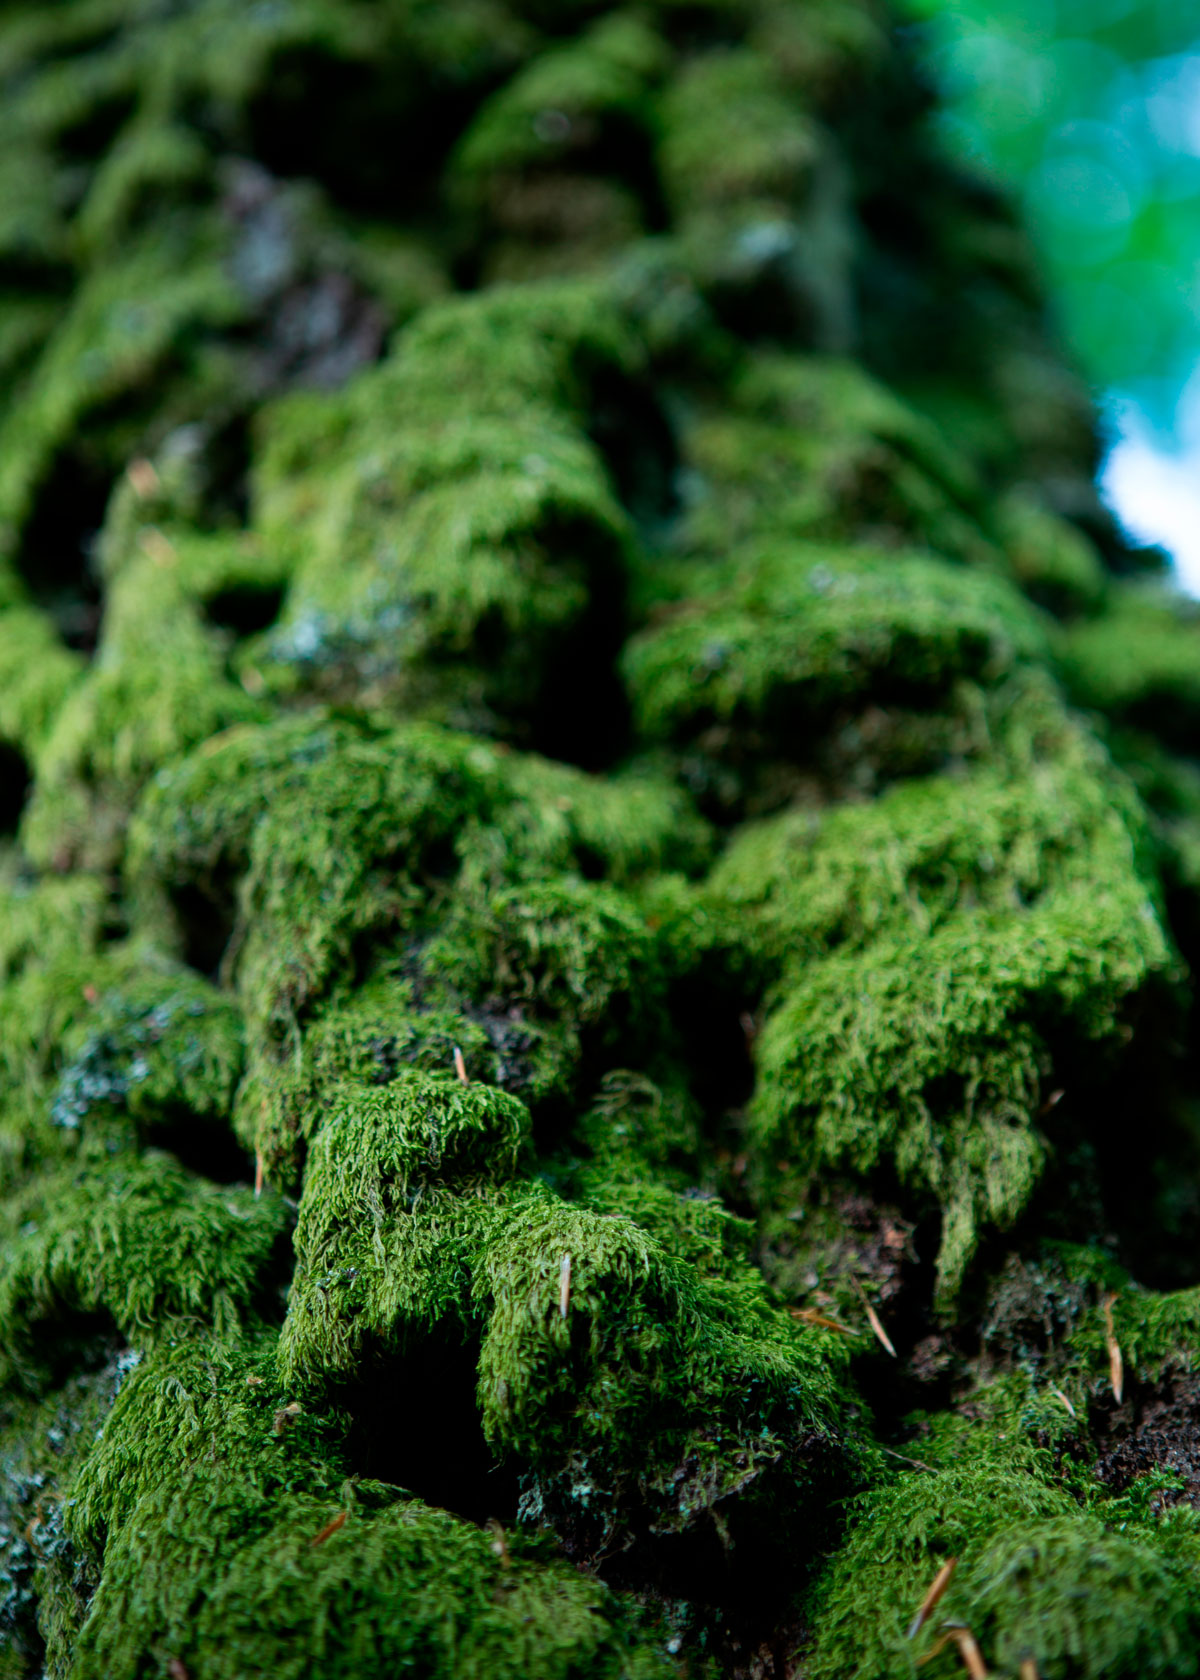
[905,0,1200,584]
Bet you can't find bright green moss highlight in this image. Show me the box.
[712,690,1175,1296]
[474,1183,865,1543]
[710,699,1153,964]
[750,891,1164,1301]
[1061,1275,1200,1385]
[124,710,707,1182]
[281,1109,864,1553]
[0,609,83,761]
[423,875,664,1058]
[0,870,118,1195]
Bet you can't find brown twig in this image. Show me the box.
[878,1444,938,1474]
[127,457,160,499]
[273,1401,302,1436]
[917,1623,988,1678]
[789,1306,858,1337]
[1102,1293,1124,1404]
[1049,1386,1076,1419]
[906,1558,958,1639]
[488,1518,511,1568]
[138,525,176,566]
[851,1275,896,1357]
[559,1252,572,1319]
[310,1509,348,1547]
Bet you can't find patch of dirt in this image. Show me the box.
[979,1252,1090,1365]
[1092,1366,1200,1507]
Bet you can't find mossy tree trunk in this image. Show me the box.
[2,4,1199,1678]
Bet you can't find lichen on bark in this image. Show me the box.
[3,3,1200,1677]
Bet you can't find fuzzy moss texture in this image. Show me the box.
[1,2,1199,1677]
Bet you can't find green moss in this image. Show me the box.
[280,1090,864,1557]
[657,49,820,215]
[749,901,1151,1300]
[710,693,1175,1296]
[0,3,1196,1673]
[125,711,706,1181]
[967,1518,1200,1680]
[49,965,244,1147]
[799,1310,1200,1680]
[65,1332,673,1680]
[625,541,1046,757]
[474,1183,864,1550]
[806,1447,1200,1680]
[0,869,116,1195]
[423,875,665,1067]
[806,1454,1075,1679]
[248,279,642,733]
[0,1155,284,1390]
[572,1067,704,1178]
[459,12,666,179]
[1057,582,1200,746]
[0,1342,135,1676]
[747,0,888,104]
[0,230,240,566]
[1062,1275,1200,1385]
[667,352,993,562]
[21,550,267,871]
[0,609,83,760]
[710,702,1152,965]
[995,489,1108,619]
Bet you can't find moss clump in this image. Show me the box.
[995,489,1108,619]
[802,1251,1200,1680]
[1,1,1198,1675]
[0,1153,285,1390]
[63,1331,674,1680]
[708,689,1176,1295]
[278,1067,863,1572]
[665,353,995,563]
[124,710,707,1183]
[450,14,668,281]
[48,967,245,1152]
[21,549,268,872]
[626,542,1045,747]
[1057,581,1200,747]
[806,1445,1200,1680]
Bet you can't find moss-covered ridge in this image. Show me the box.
[4,1,1200,1677]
